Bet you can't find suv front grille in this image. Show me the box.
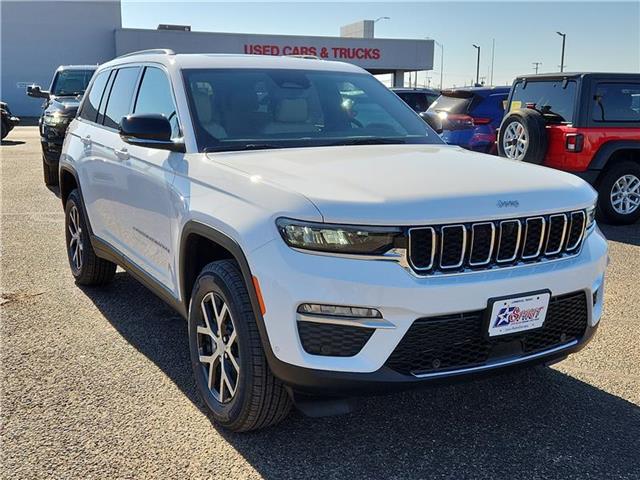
[408,210,586,275]
[385,291,588,376]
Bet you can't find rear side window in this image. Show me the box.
[103,67,140,129]
[593,83,640,122]
[79,70,110,122]
[509,80,577,124]
[397,92,429,113]
[134,67,180,138]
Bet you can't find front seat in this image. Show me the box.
[263,98,319,134]
[192,88,227,139]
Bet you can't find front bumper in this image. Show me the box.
[249,227,608,393]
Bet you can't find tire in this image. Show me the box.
[188,260,291,432]
[43,156,59,186]
[64,189,116,285]
[596,161,640,225]
[1,119,8,140]
[498,109,548,164]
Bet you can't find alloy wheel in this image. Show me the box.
[610,174,640,215]
[502,121,528,161]
[197,292,240,403]
[68,205,83,271]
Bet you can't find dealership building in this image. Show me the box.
[1,1,434,116]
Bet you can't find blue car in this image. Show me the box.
[427,86,510,154]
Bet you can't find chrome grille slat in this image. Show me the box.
[545,214,568,255]
[496,220,522,263]
[469,222,495,266]
[439,225,466,269]
[407,210,587,276]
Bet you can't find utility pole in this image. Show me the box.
[532,61,542,74]
[556,31,566,72]
[472,44,480,86]
[490,38,495,86]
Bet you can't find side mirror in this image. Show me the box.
[27,85,50,99]
[119,114,185,152]
[420,111,443,134]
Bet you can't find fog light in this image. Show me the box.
[297,303,382,318]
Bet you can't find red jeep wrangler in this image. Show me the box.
[498,73,640,224]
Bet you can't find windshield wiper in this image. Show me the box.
[204,143,284,153]
[327,137,407,147]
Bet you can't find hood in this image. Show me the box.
[209,144,596,225]
[46,96,81,115]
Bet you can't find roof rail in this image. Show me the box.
[118,48,176,59]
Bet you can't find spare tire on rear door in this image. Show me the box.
[498,109,548,164]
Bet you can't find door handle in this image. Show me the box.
[114,147,129,161]
[80,135,91,145]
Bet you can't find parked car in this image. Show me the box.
[498,73,640,224]
[27,65,96,186]
[391,87,440,113]
[1,102,20,140]
[426,86,510,153]
[59,50,607,432]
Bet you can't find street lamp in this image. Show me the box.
[472,44,480,85]
[373,16,390,23]
[557,31,566,73]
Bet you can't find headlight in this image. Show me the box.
[276,218,404,255]
[586,202,596,233]
[43,113,72,126]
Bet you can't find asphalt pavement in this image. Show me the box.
[1,126,639,479]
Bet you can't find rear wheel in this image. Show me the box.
[188,260,291,432]
[597,161,640,225]
[43,156,58,186]
[498,109,548,164]
[65,190,116,285]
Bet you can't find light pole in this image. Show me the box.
[472,44,480,86]
[435,41,444,89]
[373,16,390,24]
[556,31,566,72]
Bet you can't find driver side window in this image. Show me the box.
[134,67,180,138]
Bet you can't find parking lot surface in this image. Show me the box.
[1,126,639,479]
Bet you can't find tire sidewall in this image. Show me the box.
[188,268,253,426]
[597,162,640,225]
[498,115,527,160]
[64,191,88,278]
[498,110,547,164]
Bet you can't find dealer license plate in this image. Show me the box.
[487,292,550,337]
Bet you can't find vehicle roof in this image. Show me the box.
[101,52,367,74]
[514,72,640,81]
[56,65,98,71]
[390,87,440,93]
[442,85,511,94]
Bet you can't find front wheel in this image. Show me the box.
[43,156,58,186]
[188,260,291,432]
[64,190,116,285]
[597,161,640,225]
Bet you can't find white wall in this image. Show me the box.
[1,1,121,116]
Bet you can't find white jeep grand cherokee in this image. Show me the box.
[59,50,608,431]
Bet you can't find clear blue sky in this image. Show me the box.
[121,1,640,88]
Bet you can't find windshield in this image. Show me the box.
[182,68,441,152]
[51,69,96,97]
[427,93,474,114]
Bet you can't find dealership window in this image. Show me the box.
[102,67,140,129]
[134,67,180,138]
[79,70,111,123]
[510,80,577,124]
[593,83,640,122]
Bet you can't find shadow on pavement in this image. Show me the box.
[1,139,26,146]
[82,272,640,480]
[600,223,640,247]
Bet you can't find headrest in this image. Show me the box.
[275,98,308,123]
[193,88,212,123]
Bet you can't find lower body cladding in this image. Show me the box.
[249,228,608,395]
